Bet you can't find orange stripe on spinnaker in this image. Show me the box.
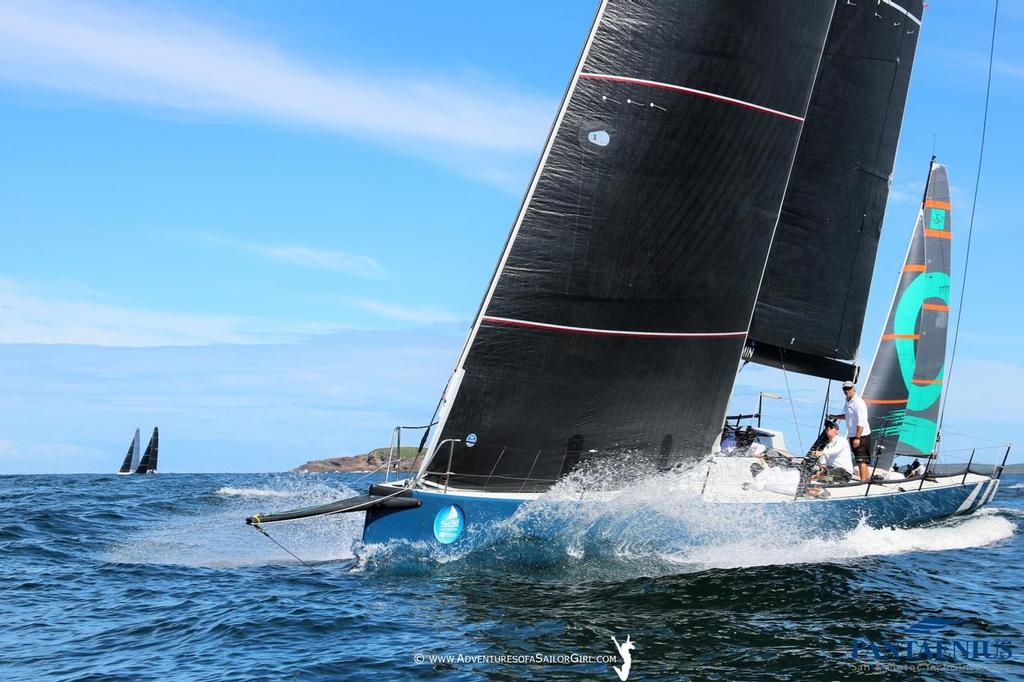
[903,264,926,272]
[925,229,952,239]
[922,303,949,311]
[913,379,943,385]
[882,334,919,340]
[865,399,908,405]
[924,199,951,210]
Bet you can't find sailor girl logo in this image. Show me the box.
[433,505,464,544]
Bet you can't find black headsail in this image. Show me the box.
[117,428,140,474]
[135,427,158,474]
[419,0,837,493]
[745,0,924,381]
[863,161,951,466]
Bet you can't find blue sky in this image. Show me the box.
[0,1,1019,473]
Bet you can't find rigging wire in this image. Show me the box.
[250,523,318,573]
[781,363,804,453]
[937,0,999,435]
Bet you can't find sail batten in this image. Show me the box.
[420,0,838,493]
[746,0,925,379]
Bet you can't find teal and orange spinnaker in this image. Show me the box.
[863,159,952,465]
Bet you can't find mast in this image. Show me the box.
[418,0,838,493]
[746,0,925,381]
[863,161,951,467]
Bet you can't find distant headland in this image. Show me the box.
[294,447,422,473]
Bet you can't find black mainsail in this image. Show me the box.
[135,427,159,475]
[746,0,924,381]
[420,0,838,492]
[117,428,141,475]
[863,161,951,465]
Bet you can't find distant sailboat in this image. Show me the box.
[134,427,159,475]
[116,428,141,475]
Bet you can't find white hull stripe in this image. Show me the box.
[482,316,747,339]
[954,482,984,515]
[882,0,922,26]
[579,73,804,122]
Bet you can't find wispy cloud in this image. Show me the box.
[0,278,348,346]
[348,297,462,324]
[194,232,386,278]
[994,61,1024,80]
[889,179,925,204]
[0,1,553,188]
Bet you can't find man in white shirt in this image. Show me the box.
[829,380,872,481]
[812,420,854,482]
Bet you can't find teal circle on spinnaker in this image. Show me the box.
[433,505,465,544]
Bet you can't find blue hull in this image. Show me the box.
[362,478,1000,547]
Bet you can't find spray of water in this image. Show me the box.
[357,463,1018,578]
[108,477,363,568]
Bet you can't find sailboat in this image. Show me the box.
[696,159,1004,529]
[245,0,1010,545]
[116,428,141,475]
[134,427,159,475]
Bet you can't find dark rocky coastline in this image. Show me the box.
[294,447,422,473]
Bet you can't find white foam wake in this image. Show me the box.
[664,513,1015,571]
[215,486,292,498]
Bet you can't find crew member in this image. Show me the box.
[829,380,872,480]
[812,419,854,483]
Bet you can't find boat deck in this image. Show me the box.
[701,455,992,504]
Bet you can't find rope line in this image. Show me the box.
[251,524,318,573]
[938,0,999,434]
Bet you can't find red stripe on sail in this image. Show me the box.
[578,73,804,122]
[482,316,747,339]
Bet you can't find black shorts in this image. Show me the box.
[850,435,873,465]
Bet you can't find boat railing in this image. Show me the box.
[384,422,437,483]
[431,439,461,493]
[419,442,666,494]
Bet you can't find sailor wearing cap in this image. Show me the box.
[813,419,854,482]
[828,381,872,481]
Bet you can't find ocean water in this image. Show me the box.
[2,472,1022,681]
